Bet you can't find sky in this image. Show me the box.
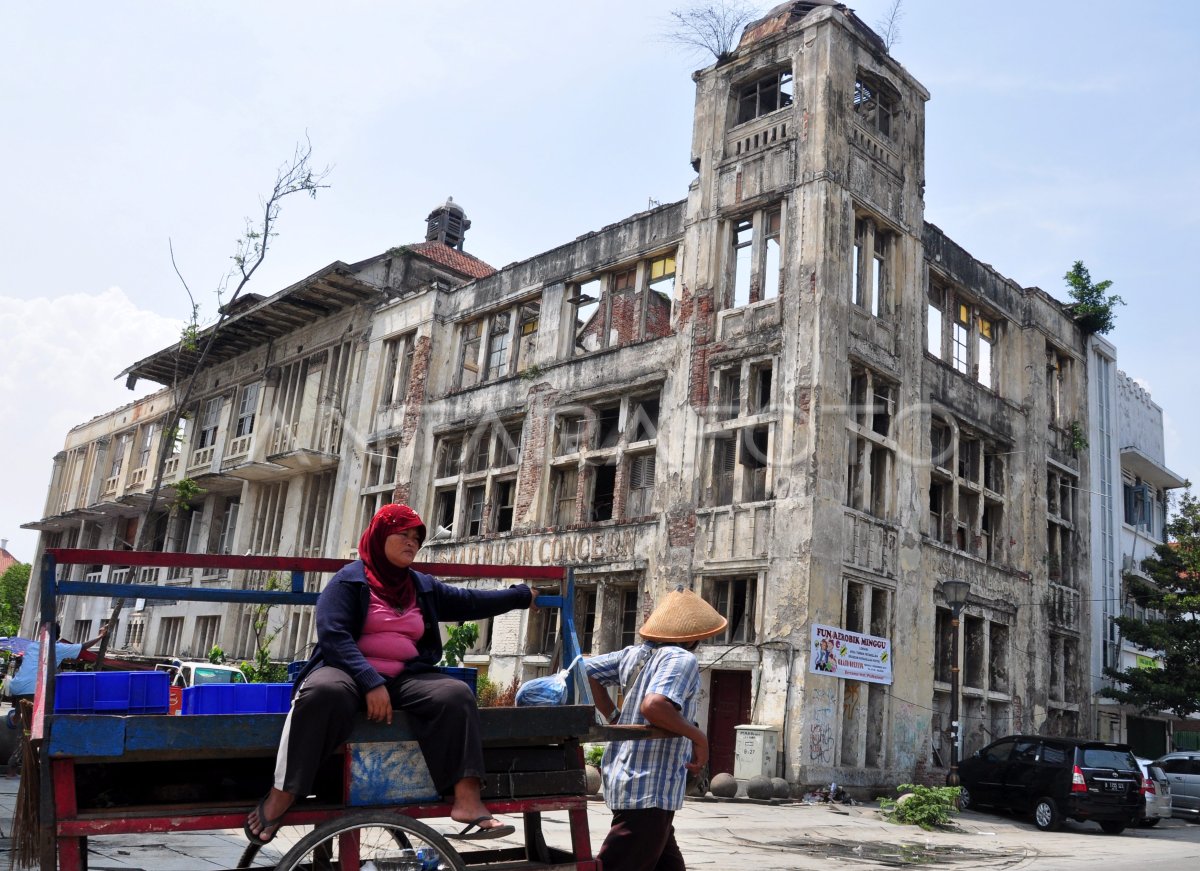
[2,0,1198,564]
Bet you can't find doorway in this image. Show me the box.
[707,669,751,776]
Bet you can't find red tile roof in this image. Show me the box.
[410,242,495,279]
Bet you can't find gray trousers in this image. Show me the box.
[274,666,484,797]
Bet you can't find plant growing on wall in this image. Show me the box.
[1068,421,1088,454]
[440,622,479,668]
[1064,260,1123,335]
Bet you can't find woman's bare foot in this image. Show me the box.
[245,787,295,843]
[449,778,506,831]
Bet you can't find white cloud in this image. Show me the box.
[0,288,181,562]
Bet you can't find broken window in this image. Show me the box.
[931,277,1004,391]
[740,426,769,502]
[646,255,676,339]
[464,485,486,536]
[629,396,659,442]
[977,317,994,388]
[596,404,621,449]
[108,431,131,481]
[750,363,773,414]
[704,576,757,644]
[576,589,597,654]
[626,452,656,517]
[851,215,892,318]
[494,424,522,467]
[197,397,221,450]
[570,252,677,357]
[735,69,793,125]
[709,436,736,506]
[157,617,184,657]
[717,368,741,419]
[379,332,416,406]
[233,382,259,441]
[492,479,515,533]
[571,278,603,355]
[459,320,483,389]
[460,430,487,473]
[588,461,617,522]
[1046,347,1069,427]
[929,481,948,543]
[556,414,586,455]
[988,623,1010,693]
[853,71,898,140]
[433,487,457,534]
[515,300,540,373]
[485,313,511,381]
[136,422,156,471]
[435,436,463,478]
[707,359,777,507]
[619,588,640,648]
[845,364,896,519]
[551,467,579,526]
[952,302,970,374]
[547,392,661,525]
[358,440,400,534]
[727,206,783,309]
[930,420,952,468]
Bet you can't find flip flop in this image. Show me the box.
[449,815,515,840]
[243,796,288,845]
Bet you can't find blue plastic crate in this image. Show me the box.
[434,666,477,695]
[286,660,306,681]
[54,671,170,715]
[181,682,293,715]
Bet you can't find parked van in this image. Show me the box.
[958,735,1144,833]
[1153,751,1200,821]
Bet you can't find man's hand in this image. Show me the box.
[365,685,392,724]
[686,733,709,773]
[528,587,540,612]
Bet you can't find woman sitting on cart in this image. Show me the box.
[245,503,538,845]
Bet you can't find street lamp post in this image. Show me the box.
[942,578,971,787]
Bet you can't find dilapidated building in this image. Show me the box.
[25,2,1149,791]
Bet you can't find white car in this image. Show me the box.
[155,660,247,688]
[1137,757,1172,827]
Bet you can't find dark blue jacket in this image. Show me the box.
[292,560,533,694]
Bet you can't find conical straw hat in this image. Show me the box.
[639,588,728,643]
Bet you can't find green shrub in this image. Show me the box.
[879,783,960,830]
[584,744,605,768]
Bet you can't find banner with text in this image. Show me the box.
[808,623,893,685]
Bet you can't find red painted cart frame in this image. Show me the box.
[33,548,598,871]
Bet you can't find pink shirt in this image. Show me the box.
[358,589,424,678]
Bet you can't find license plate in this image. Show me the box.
[1103,781,1126,792]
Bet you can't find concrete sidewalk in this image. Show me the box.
[0,776,1197,869]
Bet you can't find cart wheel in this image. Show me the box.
[271,810,466,871]
[236,822,416,869]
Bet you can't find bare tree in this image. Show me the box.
[875,0,904,51]
[92,139,330,666]
[663,2,761,63]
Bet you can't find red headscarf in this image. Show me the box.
[358,503,427,611]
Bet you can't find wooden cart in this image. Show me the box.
[30,548,615,871]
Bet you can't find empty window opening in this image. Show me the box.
[589,462,617,522]
[736,70,793,125]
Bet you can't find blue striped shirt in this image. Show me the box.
[586,643,699,810]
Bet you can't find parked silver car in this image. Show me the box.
[1136,758,1172,826]
[1154,752,1200,821]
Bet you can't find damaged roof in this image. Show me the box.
[119,261,385,388]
